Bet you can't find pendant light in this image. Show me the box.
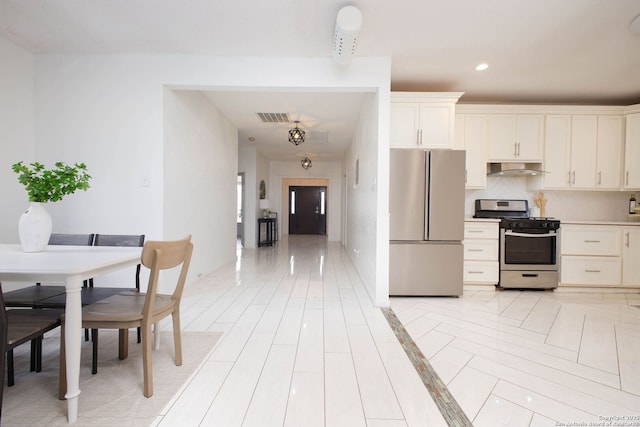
[301,156,312,170]
[288,121,305,146]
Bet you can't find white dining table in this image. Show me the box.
[0,244,142,423]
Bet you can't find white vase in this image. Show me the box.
[18,202,52,253]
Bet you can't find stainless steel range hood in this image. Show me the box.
[487,162,547,177]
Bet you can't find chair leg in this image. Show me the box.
[172,310,182,366]
[142,323,153,398]
[7,349,14,387]
[84,328,89,342]
[30,339,37,372]
[91,329,98,375]
[118,329,129,360]
[137,327,141,343]
[35,336,43,372]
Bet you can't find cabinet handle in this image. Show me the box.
[597,171,602,185]
[567,171,572,184]
[468,271,484,274]
[467,230,484,233]
[626,232,630,248]
[465,169,468,183]
[626,171,630,186]
[517,142,520,157]
[571,171,576,184]
[585,269,601,273]
[468,249,484,252]
[584,240,601,243]
[416,129,421,146]
[513,142,518,157]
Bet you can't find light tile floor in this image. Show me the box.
[155,235,640,427]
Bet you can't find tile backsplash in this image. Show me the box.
[465,176,633,221]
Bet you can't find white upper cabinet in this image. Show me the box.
[596,115,623,189]
[455,113,488,189]
[390,92,463,149]
[488,114,543,161]
[544,112,623,190]
[624,112,640,189]
[570,115,598,189]
[543,115,571,188]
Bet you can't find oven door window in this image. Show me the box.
[504,234,556,265]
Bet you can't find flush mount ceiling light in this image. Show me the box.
[475,63,489,71]
[301,156,313,170]
[288,121,306,146]
[333,5,363,65]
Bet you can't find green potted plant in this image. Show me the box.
[12,161,91,252]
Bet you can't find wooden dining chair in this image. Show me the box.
[59,235,193,398]
[2,233,95,308]
[0,283,63,389]
[35,234,145,369]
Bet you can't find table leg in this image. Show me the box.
[64,275,83,423]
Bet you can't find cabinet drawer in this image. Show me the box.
[463,240,499,260]
[561,226,621,256]
[560,256,621,286]
[463,261,499,284]
[464,222,499,239]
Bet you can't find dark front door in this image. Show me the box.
[289,186,327,235]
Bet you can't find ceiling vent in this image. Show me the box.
[256,112,290,123]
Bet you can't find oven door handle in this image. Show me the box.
[504,231,556,238]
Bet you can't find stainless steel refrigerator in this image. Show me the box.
[389,149,465,296]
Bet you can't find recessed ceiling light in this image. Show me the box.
[475,63,489,71]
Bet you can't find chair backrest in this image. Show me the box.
[140,236,193,317]
[93,234,145,248]
[49,233,94,246]
[94,234,145,290]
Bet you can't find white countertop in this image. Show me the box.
[561,219,640,226]
[465,217,640,226]
[464,218,501,223]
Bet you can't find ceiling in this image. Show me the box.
[2,0,640,161]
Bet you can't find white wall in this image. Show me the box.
[0,38,35,243]
[239,146,258,248]
[269,159,343,242]
[466,177,633,221]
[344,92,391,306]
[163,89,238,282]
[16,52,391,302]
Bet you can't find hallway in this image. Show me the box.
[157,235,640,426]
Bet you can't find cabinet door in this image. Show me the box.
[458,114,488,189]
[624,114,640,189]
[488,114,517,160]
[596,115,623,189]
[516,115,543,161]
[622,228,640,286]
[489,114,542,161]
[570,115,597,189]
[544,115,571,189]
[390,103,420,148]
[419,104,453,148]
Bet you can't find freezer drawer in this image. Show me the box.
[389,242,463,296]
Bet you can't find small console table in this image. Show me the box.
[258,217,277,247]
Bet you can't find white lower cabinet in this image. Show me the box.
[561,256,622,286]
[622,228,640,287]
[463,221,499,285]
[560,224,640,288]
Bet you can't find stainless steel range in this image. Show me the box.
[474,199,560,289]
